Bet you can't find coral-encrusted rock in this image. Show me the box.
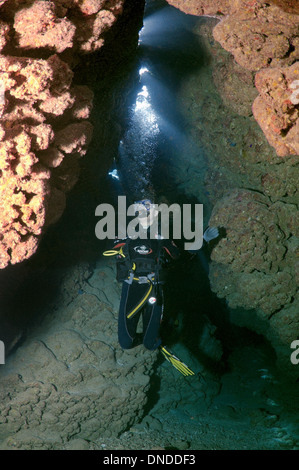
[0,20,9,51]
[0,0,134,268]
[252,62,299,156]
[75,8,117,53]
[0,166,49,268]
[0,0,131,269]
[74,0,124,16]
[0,54,73,103]
[268,0,299,14]
[166,0,299,156]
[213,2,299,72]
[76,0,108,16]
[166,0,231,16]
[0,53,93,268]
[39,91,75,117]
[2,0,125,56]
[14,1,76,53]
[68,85,94,120]
[54,122,93,157]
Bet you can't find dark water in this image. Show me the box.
[115,0,206,204]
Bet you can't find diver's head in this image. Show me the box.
[134,199,158,229]
[134,199,152,215]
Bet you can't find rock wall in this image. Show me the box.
[0,0,133,268]
[0,52,93,268]
[0,259,156,449]
[165,0,299,380]
[167,0,299,156]
[253,63,299,156]
[208,189,299,377]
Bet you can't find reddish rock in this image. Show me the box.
[68,86,94,120]
[54,122,93,157]
[213,3,298,72]
[166,0,299,156]
[0,20,9,51]
[166,0,231,16]
[267,0,299,14]
[75,0,108,16]
[38,147,65,169]
[0,52,93,268]
[252,62,299,155]
[39,91,75,117]
[2,0,126,56]
[14,1,76,53]
[0,0,132,268]
[75,8,117,53]
[0,54,73,103]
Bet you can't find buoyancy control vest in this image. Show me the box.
[115,237,162,282]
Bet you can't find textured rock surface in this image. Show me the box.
[208,187,299,376]
[168,15,298,380]
[14,1,76,53]
[212,55,258,117]
[0,0,134,267]
[208,189,298,312]
[0,53,93,268]
[213,1,299,72]
[1,0,124,55]
[0,259,156,448]
[166,0,299,157]
[1,257,297,450]
[253,62,299,156]
[166,0,231,16]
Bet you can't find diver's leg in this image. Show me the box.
[142,296,163,351]
[118,282,144,349]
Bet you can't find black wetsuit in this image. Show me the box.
[112,234,180,351]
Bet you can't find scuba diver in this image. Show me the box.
[103,198,219,376]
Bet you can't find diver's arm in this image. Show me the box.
[162,239,181,260]
[112,240,126,249]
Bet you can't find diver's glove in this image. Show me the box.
[203,226,219,243]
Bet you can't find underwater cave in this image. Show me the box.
[0,0,298,451]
